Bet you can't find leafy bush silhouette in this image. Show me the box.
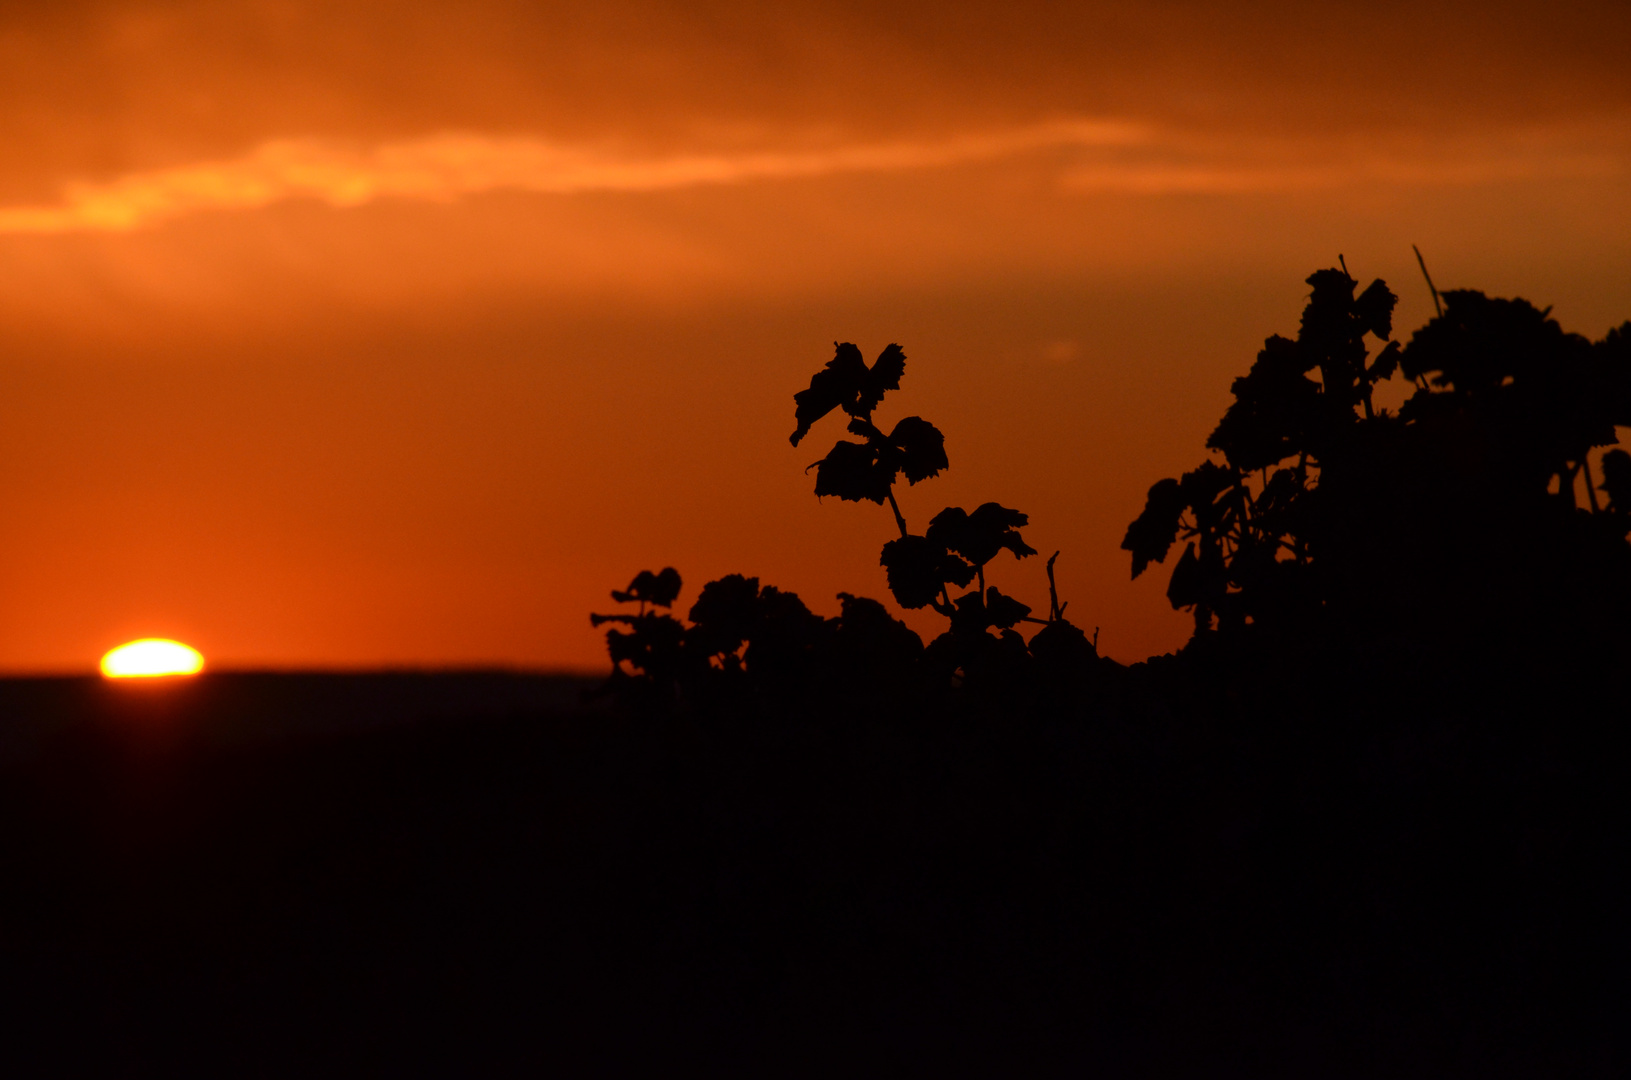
[570,265,1628,1074]
[1123,264,1631,661]
[590,566,931,710]
[592,342,1099,706]
[797,341,1091,691]
[595,264,1630,708]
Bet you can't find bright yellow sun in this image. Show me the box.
[101,639,205,679]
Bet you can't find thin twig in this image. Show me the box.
[1413,244,1443,318]
[1045,551,1062,621]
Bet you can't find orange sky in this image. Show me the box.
[0,1,1627,672]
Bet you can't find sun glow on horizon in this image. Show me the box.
[101,639,205,679]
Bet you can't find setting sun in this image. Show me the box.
[100,639,205,679]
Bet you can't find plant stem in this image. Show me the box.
[1045,551,1061,621]
[885,489,908,538]
[1413,244,1443,318]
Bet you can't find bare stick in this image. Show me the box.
[1413,244,1443,318]
[1045,551,1062,621]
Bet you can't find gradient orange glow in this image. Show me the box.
[0,2,1626,672]
[100,638,205,678]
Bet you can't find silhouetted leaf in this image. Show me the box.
[984,586,1032,629]
[687,574,762,656]
[846,416,883,440]
[947,589,990,635]
[925,506,969,544]
[972,502,1037,559]
[1354,278,1398,341]
[888,416,948,483]
[791,342,869,446]
[812,440,893,504]
[1166,540,1229,625]
[1122,477,1186,579]
[880,535,973,609]
[1166,543,1202,609]
[790,342,908,445]
[1401,291,1574,395]
[1601,448,1631,514]
[1207,335,1321,472]
[603,613,686,674]
[855,343,907,418]
[1301,268,1359,347]
[1253,467,1304,520]
[1179,462,1239,532]
[610,567,683,607]
[1368,340,1401,382]
[927,502,1035,567]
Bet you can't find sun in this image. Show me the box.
[101,639,205,679]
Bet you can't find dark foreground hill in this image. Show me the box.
[0,669,1621,1077]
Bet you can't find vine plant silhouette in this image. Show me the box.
[1123,262,1631,648]
[594,258,1630,704]
[794,342,1049,635]
[592,341,1095,704]
[1121,267,1402,634]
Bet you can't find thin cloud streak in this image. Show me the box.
[1,115,1624,237]
[1064,153,1628,195]
[1063,120,1631,195]
[0,121,1147,234]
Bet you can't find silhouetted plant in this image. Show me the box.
[794,341,1097,690]
[595,263,1630,705]
[1125,262,1631,649]
[593,340,1097,704]
[590,568,690,700]
[795,343,1041,616]
[591,565,929,707]
[1121,267,1400,633]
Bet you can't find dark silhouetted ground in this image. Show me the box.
[0,669,1620,1077]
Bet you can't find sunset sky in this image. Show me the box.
[0,1,1627,672]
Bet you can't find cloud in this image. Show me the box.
[0,121,1147,234]
[1061,123,1631,194]
[2,115,1624,236]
